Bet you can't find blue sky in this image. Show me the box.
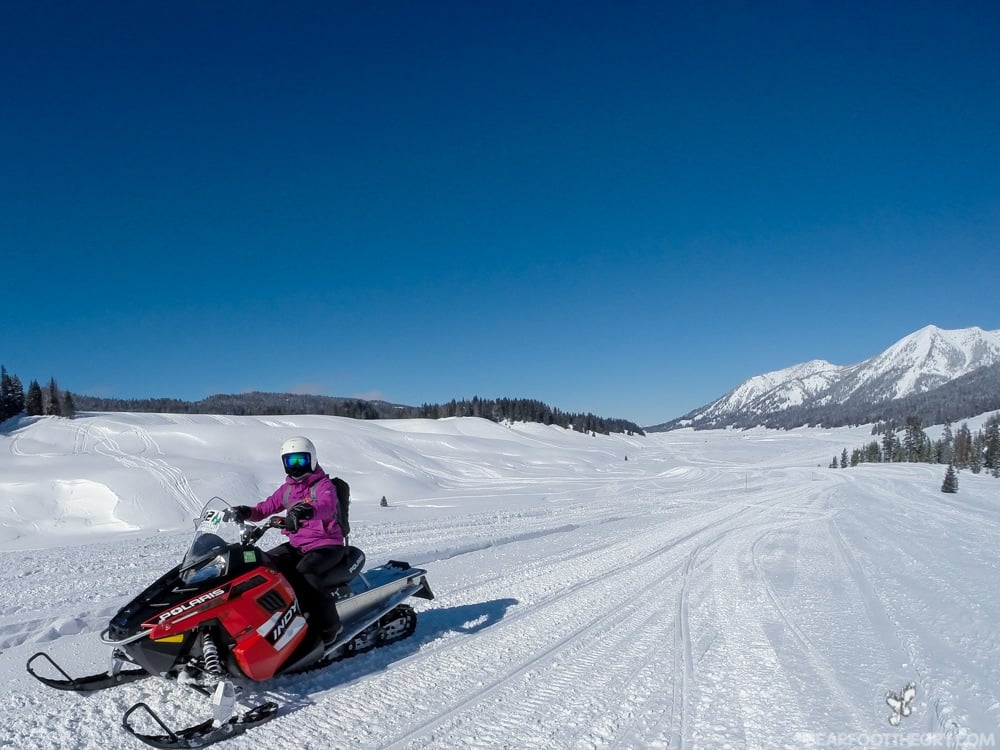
[3,1,998,426]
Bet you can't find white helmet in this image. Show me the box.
[280,436,317,478]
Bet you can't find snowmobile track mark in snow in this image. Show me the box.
[374,504,753,750]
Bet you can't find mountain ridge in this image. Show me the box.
[649,325,1000,431]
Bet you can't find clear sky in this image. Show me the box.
[2,1,998,426]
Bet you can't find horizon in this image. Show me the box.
[8,324,1000,430]
[3,3,999,426]
[17,322,1000,428]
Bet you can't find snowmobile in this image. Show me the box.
[26,496,434,748]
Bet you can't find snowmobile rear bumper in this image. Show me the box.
[334,562,432,638]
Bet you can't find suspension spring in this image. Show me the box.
[201,631,223,676]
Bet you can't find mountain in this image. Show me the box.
[649,325,1000,430]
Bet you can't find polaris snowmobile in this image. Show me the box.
[26,497,434,748]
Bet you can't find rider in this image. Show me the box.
[232,436,345,646]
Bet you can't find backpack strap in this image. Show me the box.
[284,477,347,544]
[282,483,319,507]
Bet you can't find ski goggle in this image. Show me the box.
[282,452,311,471]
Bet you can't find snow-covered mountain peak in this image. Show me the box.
[670,325,1000,429]
[886,324,998,363]
[851,325,1000,400]
[695,359,843,419]
[736,359,840,394]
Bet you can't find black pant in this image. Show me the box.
[268,543,346,635]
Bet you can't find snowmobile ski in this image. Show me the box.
[26,650,148,692]
[122,695,278,749]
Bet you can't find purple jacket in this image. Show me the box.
[249,464,344,552]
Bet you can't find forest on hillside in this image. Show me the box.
[830,414,1000,483]
[0,367,644,436]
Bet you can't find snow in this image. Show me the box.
[693,326,1000,424]
[851,326,1000,400]
[1,413,999,749]
[698,360,843,417]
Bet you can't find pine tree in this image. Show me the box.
[864,440,882,463]
[952,423,973,469]
[26,380,44,415]
[9,374,24,416]
[983,417,1000,472]
[941,464,959,493]
[840,448,849,469]
[0,366,10,422]
[935,421,956,465]
[62,391,76,419]
[45,377,63,416]
[903,417,927,462]
[928,440,942,464]
[970,432,984,474]
[881,430,898,463]
[0,367,24,421]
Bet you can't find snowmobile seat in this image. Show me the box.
[320,545,366,588]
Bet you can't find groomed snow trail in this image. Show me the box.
[1,422,998,749]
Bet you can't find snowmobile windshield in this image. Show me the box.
[180,499,241,585]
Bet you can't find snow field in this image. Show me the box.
[1,414,998,749]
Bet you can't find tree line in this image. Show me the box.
[1,367,75,422]
[1,366,643,436]
[413,397,643,435]
[829,414,1000,478]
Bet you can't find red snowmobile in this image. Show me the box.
[26,496,434,748]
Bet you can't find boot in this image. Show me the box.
[316,593,342,648]
[322,624,343,648]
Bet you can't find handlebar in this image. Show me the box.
[240,515,288,545]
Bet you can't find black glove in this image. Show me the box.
[230,505,253,523]
[284,502,314,533]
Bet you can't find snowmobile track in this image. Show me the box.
[329,502,757,750]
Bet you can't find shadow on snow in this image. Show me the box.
[268,597,520,704]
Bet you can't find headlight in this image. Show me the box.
[182,554,228,584]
